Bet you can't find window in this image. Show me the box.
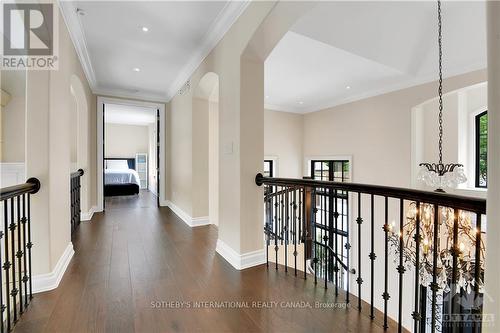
[475,111,488,188]
[311,160,350,182]
[310,160,350,285]
[263,160,274,178]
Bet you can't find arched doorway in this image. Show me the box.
[70,74,90,217]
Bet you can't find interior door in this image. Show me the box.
[156,109,160,207]
[102,103,106,210]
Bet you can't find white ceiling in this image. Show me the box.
[60,1,249,101]
[265,1,486,113]
[104,103,156,125]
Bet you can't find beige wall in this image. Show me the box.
[192,98,209,217]
[167,1,276,254]
[303,69,487,187]
[264,109,303,178]
[104,123,149,158]
[1,70,26,162]
[26,5,96,275]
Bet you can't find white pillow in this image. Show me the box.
[106,160,129,170]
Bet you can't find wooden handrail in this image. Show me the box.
[70,168,84,178]
[0,178,41,201]
[256,173,486,214]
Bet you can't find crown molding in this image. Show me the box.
[58,0,97,91]
[266,63,486,115]
[93,87,169,104]
[165,0,251,101]
[59,1,249,102]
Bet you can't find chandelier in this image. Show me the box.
[390,3,485,328]
[388,203,485,294]
[417,0,466,192]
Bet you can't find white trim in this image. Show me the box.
[97,97,166,212]
[215,239,266,270]
[81,205,96,221]
[191,216,210,227]
[264,155,279,177]
[165,1,251,100]
[303,155,353,181]
[94,87,169,104]
[58,1,97,91]
[165,201,210,227]
[267,63,486,114]
[33,243,74,294]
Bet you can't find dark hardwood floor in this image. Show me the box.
[14,191,392,333]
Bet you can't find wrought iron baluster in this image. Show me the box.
[474,213,482,333]
[356,192,363,311]
[10,198,17,322]
[397,199,405,333]
[0,205,4,333]
[265,185,270,268]
[27,194,33,300]
[17,196,23,315]
[382,196,390,329]
[303,187,308,280]
[370,194,375,319]
[346,191,350,304]
[285,187,289,273]
[312,188,318,285]
[451,209,459,332]
[412,202,421,332]
[293,189,298,276]
[333,189,339,296]
[431,204,439,332]
[323,188,328,289]
[274,186,279,270]
[4,199,11,331]
[22,194,28,309]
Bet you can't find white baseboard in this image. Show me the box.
[215,239,266,270]
[33,242,74,293]
[81,205,97,221]
[191,216,210,227]
[165,200,211,227]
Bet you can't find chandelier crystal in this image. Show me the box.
[418,0,466,192]
[388,203,485,295]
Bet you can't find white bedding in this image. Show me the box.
[105,168,140,185]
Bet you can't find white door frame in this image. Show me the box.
[96,96,166,212]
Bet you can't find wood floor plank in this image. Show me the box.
[13,190,395,333]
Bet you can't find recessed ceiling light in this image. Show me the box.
[298,101,304,105]
[265,95,269,99]
[141,26,149,32]
[346,85,351,89]
[133,67,140,72]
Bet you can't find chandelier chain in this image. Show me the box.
[438,0,443,165]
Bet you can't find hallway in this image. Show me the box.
[14,194,391,333]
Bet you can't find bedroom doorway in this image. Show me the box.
[96,97,166,212]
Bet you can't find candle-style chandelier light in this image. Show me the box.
[388,203,485,294]
[417,0,467,192]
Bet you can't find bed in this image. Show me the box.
[104,158,140,196]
